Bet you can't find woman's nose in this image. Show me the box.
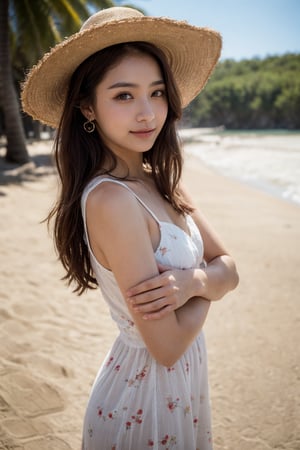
[136,98,155,122]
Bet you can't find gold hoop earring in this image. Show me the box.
[83,120,95,133]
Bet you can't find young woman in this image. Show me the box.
[22,7,238,450]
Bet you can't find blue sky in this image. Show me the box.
[116,0,300,60]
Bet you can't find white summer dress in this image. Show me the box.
[81,176,212,450]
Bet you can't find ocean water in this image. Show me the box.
[180,129,300,206]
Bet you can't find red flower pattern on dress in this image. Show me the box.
[125,409,143,431]
[159,246,168,256]
[120,315,135,330]
[166,396,191,418]
[147,434,177,449]
[161,435,169,445]
[166,397,180,412]
[131,408,143,424]
[97,407,117,421]
[106,356,114,367]
[126,365,148,387]
[160,434,177,448]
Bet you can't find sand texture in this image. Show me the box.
[0,138,299,450]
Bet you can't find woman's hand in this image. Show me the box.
[126,263,200,320]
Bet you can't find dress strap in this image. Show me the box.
[81,175,161,268]
[81,176,161,225]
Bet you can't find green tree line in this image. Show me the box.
[183,53,300,129]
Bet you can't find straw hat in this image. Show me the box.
[21,7,222,128]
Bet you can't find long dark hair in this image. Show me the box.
[48,41,193,294]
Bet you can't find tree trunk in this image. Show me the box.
[0,0,29,164]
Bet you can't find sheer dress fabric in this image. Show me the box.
[81,177,212,450]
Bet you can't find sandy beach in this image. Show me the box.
[0,135,299,450]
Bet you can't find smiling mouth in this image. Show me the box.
[130,128,155,135]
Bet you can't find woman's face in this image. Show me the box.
[82,52,168,159]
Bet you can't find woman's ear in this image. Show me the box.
[80,103,94,121]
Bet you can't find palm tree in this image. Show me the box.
[0,0,29,163]
[0,0,114,164]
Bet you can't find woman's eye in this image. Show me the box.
[116,93,132,100]
[152,89,165,98]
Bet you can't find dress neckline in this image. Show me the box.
[87,176,192,238]
[82,176,201,272]
[91,216,198,275]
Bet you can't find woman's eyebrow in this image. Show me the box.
[108,80,165,89]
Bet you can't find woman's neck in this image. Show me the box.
[103,153,149,180]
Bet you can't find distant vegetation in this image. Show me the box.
[183,53,300,129]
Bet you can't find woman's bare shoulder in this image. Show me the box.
[86,180,141,222]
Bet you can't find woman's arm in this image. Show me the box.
[125,182,239,320]
[126,222,239,320]
[176,297,211,331]
[86,182,210,367]
[126,255,238,320]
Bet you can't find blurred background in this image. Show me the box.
[1,0,299,203]
[0,0,300,149]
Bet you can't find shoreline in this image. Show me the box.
[179,128,300,207]
[185,145,300,208]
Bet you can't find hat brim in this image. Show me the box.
[21,17,222,128]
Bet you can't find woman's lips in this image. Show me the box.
[130,128,155,137]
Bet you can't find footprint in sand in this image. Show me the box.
[0,434,71,450]
[0,370,72,449]
[0,371,64,418]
